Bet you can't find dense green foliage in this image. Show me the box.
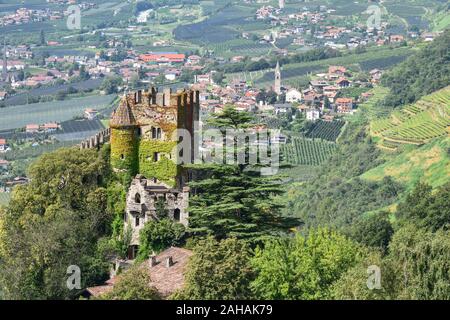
[100,264,160,300]
[285,122,402,228]
[251,228,363,300]
[0,148,112,299]
[174,237,254,300]
[382,30,450,107]
[137,218,185,261]
[188,107,298,241]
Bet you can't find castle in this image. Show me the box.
[109,87,200,259]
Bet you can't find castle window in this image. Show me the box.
[157,128,162,139]
[124,213,127,222]
[120,154,125,160]
[174,209,181,222]
[153,152,159,162]
[135,193,141,203]
[151,127,157,139]
[135,216,140,227]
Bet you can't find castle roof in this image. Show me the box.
[110,95,137,128]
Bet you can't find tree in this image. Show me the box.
[397,182,450,231]
[173,237,254,300]
[383,224,450,299]
[0,148,112,299]
[100,264,160,300]
[100,75,123,94]
[137,218,185,260]
[39,29,46,46]
[188,106,298,241]
[212,72,224,85]
[250,228,363,299]
[347,211,394,253]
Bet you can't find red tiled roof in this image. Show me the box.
[0,139,6,145]
[148,247,193,298]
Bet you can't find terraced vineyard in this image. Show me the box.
[281,137,337,165]
[305,120,345,142]
[370,86,450,150]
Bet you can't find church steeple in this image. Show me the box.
[274,61,281,95]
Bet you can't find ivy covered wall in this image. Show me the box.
[138,139,178,188]
[110,128,139,181]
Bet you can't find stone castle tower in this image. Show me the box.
[274,61,282,95]
[110,87,200,259]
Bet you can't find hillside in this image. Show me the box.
[370,86,450,150]
[362,137,450,191]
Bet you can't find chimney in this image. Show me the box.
[165,256,173,268]
[149,255,157,267]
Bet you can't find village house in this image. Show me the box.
[306,108,320,121]
[336,77,351,88]
[25,124,40,133]
[335,97,354,113]
[84,108,99,120]
[285,88,302,103]
[0,91,7,101]
[40,123,59,133]
[0,138,9,152]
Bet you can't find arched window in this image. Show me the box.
[174,208,181,222]
[120,154,125,160]
[135,193,141,203]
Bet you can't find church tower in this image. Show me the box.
[274,61,282,95]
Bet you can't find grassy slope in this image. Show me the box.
[361,136,449,190]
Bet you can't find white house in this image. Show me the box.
[285,88,302,103]
[306,109,320,121]
[0,139,9,152]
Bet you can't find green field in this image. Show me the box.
[0,95,116,131]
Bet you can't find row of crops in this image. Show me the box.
[305,121,345,142]
[281,137,337,166]
[370,86,450,149]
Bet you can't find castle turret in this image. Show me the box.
[110,94,139,179]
